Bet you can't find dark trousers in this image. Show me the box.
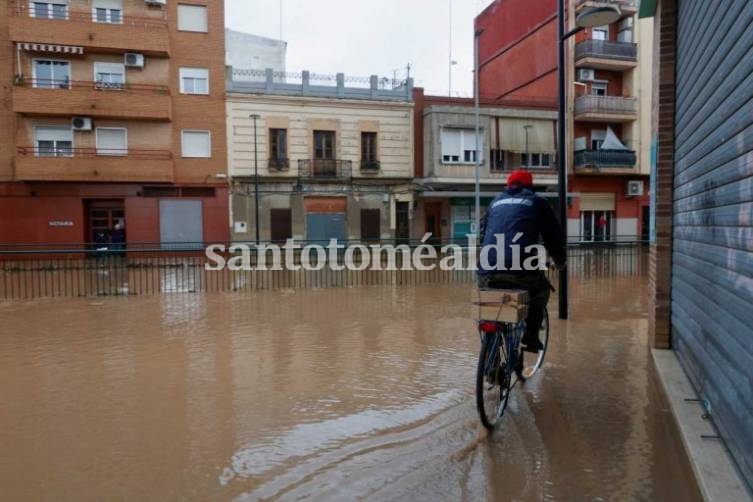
[477,271,551,338]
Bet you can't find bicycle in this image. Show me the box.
[474,288,550,430]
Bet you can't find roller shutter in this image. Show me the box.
[672,0,753,487]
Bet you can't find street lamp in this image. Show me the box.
[557,1,620,319]
[474,28,483,241]
[250,114,261,245]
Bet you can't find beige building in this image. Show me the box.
[226,70,414,243]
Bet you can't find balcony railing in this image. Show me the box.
[17,79,168,94]
[360,159,381,171]
[12,79,171,120]
[17,147,172,160]
[15,146,174,182]
[574,149,637,169]
[574,95,637,118]
[268,158,290,171]
[8,3,169,54]
[10,4,167,28]
[575,40,637,62]
[298,159,352,180]
[576,0,636,10]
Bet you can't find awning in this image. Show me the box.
[497,118,556,153]
[18,43,84,55]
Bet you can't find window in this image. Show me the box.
[617,17,633,43]
[181,130,211,158]
[360,209,381,241]
[490,149,505,171]
[179,67,209,94]
[34,126,73,157]
[94,62,125,89]
[521,153,551,168]
[269,128,287,161]
[581,210,614,242]
[177,4,208,32]
[361,132,377,162]
[591,129,607,150]
[33,60,70,89]
[96,127,127,156]
[92,0,122,23]
[593,25,609,40]
[591,82,607,96]
[313,131,335,160]
[31,2,68,19]
[441,128,483,164]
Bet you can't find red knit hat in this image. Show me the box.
[507,169,533,187]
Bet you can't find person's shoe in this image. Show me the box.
[521,335,544,354]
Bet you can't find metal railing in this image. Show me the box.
[575,39,637,62]
[15,79,169,94]
[360,159,381,171]
[0,240,648,300]
[16,146,172,160]
[298,159,353,180]
[9,3,167,27]
[268,158,290,171]
[576,0,636,8]
[574,149,637,168]
[574,95,637,116]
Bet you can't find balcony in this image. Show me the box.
[8,4,169,55]
[576,0,637,16]
[268,158,290,172]
[298,159,352,181]
[12,80,171,121]
[14,147,174,182]
[360,159,381,172]
[574,149,637,170]
[575,40,638,71]
[574,95,637,122]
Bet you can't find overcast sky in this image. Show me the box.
[225,0,487,96]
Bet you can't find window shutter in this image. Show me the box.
[177,4,208,32]
[441,128,461,158]
[96,128,127,155]
[181,131,211,158]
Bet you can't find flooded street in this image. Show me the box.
[0,277,700,501]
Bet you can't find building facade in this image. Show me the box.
[475,0,652,242]
[0,0,228,247]
[226,70,414,244]
[225,29,286,76]
[413,89,558,243]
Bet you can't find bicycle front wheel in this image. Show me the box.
[476,331,512,430]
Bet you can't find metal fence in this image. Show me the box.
[0,241,648,300]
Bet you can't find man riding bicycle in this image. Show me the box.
[477,169,566,353]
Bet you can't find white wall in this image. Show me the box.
[225,29,286,73]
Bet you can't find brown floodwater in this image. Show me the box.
[0,276,701,501]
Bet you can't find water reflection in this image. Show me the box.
[0,276,700,501]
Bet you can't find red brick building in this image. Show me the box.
[475,0,652,242]
[0,0,229,248]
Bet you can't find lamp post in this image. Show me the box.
[250,114,261,245]
[557,1,621,319]
[523,124,532,168]
[473,28,484,241]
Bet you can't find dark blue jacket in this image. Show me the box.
[477,186,565,275]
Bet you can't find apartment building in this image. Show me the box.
[0,0,228,246]
[226,69,414,244]
[475,0,653,242]
[412,89,558,243]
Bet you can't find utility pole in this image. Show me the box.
[250,114,260,245]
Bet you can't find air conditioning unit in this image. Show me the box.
[145,0,166,5]
[124,53,145,68]
[626,180,644,197]
[72,117,92,131]
[577,68,596,82]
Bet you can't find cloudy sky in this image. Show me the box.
[225,0,488,96]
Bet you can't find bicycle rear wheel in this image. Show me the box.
[521,308,549,379]
[476,330,513,430]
